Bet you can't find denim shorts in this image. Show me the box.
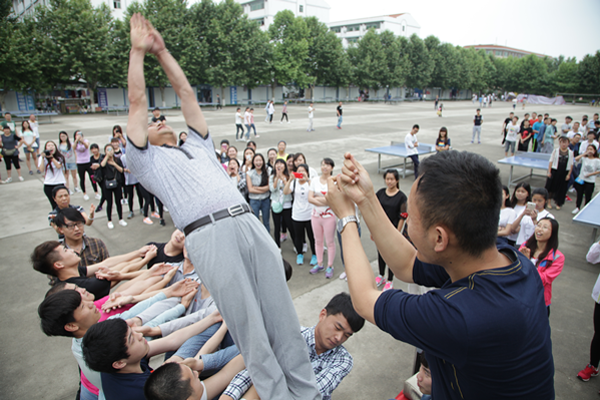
[65,162,77,171]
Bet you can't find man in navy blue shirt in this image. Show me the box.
[327,150,554,399]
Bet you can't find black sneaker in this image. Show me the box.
[96,205,103,212]
[127,211,134,219]
[160,219,166,226]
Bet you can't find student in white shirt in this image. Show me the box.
[505,116,520,157]
[307,103,315,131]
[404,124,420,179]
[284,164,316,267]
[510,188,555,246]
[234,108,245,141]
[497,186,518,247]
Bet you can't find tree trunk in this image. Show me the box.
[87,83,95,113]
[0,91,6,112]
[271,81,276,102]
[160,86,166,108]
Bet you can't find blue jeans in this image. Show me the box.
[169,322,222,360]
[202,344,240,372]
[80,385,98,400]
[337,115,343,128]
[250,198,271,233]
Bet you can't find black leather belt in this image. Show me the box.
[183,203,251,236]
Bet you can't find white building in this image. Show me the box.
[236,0,330,31]
[10,0,129,20]
[328,13,420,47]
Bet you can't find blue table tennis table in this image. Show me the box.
[497,152,551,187]
[573,193,600,245]
[365,141,437,178]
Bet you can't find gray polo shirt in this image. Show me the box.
[126,128,245,230]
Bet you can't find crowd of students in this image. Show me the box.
[32,207,365,400]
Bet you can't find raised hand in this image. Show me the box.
[169,278,200,298]
[129,13,154,53]
[179,357,204,372]
[145,19,166,56]
[181,288,198,309]
[144,245,158,261]
[337,152,374,206]
[326,175,356,219]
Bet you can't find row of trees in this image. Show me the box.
[1,0,599,109]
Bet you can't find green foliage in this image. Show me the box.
[268,10,310,88]
[305,16,349,87]
[2,0,598,100]
[35,0,119,96]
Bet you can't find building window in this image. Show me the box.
[331,26,341,33]
[503,51,508,56]
[347,37,359,44]
[299,5,303,12]
[495,50,502,56]
[347,24,360,32]
[254,18,265,26]
[365,22,380,30]
[113,0,120,8]
[250,0,264,11]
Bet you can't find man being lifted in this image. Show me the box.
[124,14,320,399]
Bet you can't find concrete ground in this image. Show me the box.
[1,100,599,399]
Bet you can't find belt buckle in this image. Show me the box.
[227,204,245,217]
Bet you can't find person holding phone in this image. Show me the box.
[270,159,293,248]
[73,131,100,201]
[284,164,317,266]
[572,144,600,215]
[510,188,554,247]
[99,144,126,229]
[39,141,67,208]
[308,158,337,278]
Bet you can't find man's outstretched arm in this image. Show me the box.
[148,23,208,137]
[127,13,153,148]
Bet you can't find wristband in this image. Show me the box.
[88,217,94,221]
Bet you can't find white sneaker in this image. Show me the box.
[121,198,128,205]
[83,194,90,201]
[75,187,82,193]
[572,207,580,215]
[69,189,74,195]
[107,221,114,229]
[569,187,576,193]
[18,176,24,181]
[339,272,347,280]
[118,219,128,227]
[95,193,101,200]
[5,177,12,183]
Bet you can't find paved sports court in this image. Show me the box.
[1,100,598,399]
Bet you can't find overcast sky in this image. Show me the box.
[325,0,600,60]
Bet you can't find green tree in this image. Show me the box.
[577,51,600,94]
[379,31,406,91]
[268,10,310,95]
[405,34,432,89]
[36,0,119,108]
[304,16,349,88]
[552,58,579,94]
[143,0,197,106]
[201,0,272,101]
[0,16,45,110]
[351,29,387,97]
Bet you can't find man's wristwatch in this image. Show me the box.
[337,215,358,234]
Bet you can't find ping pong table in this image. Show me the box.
[497,152,551,187]
[573,192,600,245]
[365,141,436,178]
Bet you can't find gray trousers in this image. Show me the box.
[472,125,482,142]
[185,213,321,400]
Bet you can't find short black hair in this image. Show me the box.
[532,187,549,205]
[383,169,400,188]
[90,143,99,150]
[52,185,69,199]
[324,292,365,333]
[54,207,86,228]
[82,319,129,373]
[2,125,10,130]
[322,157,334,168]
[153,107,161,111]
[419,351,429,369]
[144,362,193,400]
[220,139,229,145]
[38,289,81,337]
[31,241,62,277]
[476,108,480,111]
[566,116,572,120]
[247,140,256,147]
[416,151,501,257]
[412,124,420,130]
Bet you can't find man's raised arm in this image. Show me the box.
[127,13,154,148]
[147,22,208,137]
